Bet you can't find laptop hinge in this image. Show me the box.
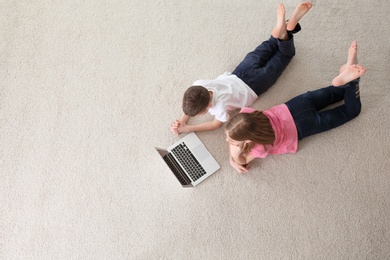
[163,153,192,187]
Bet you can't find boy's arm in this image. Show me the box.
[171,111,223,134]
[179,117,223,133]
[179,114,190,124]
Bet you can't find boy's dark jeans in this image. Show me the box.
[232,34,295,95]
[285,80,361,140]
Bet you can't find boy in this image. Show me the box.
[171,2,313,135]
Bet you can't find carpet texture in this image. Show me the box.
[1,0,390,259]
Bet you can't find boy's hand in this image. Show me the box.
[171,117,222,134]
[170,120,180,135]
[170,120,187,135]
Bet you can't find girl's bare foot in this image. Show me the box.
[286,2,313,31]
[272,3,288,40]
[332,64,366,87]
[339,41,358,73]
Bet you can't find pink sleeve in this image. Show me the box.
[240,107,256,113]
[250,144,269,158]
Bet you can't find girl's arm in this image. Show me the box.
[229,143,257,167]
[229,155,250,173]
[229,143,247,165]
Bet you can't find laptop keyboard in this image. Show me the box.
[171,143,207,181]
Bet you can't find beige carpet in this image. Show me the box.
[1,0,390,259]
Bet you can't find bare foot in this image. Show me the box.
[286,2,313,31]
[339,41,358,73]
[272,3,288,40]
[332,64,366,87]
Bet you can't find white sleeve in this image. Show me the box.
[214,111,229,122]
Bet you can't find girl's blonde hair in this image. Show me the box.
[225,111,275,153]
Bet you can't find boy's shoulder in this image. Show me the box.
[192,79,215,87]
[193,72,233,86]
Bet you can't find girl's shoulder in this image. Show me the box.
[240,107,257,114]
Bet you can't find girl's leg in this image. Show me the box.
[318,65,365,127]
[286,81,361,140]
[301,85,346,111]
[315,80,361,129]
[332,64,365,87]
[338,41,358,74]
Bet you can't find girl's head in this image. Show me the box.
[182,86,211,117]
[225,110,275,149]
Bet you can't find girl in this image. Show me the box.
[225,41,366,173]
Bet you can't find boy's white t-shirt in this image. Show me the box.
[193,72,258,122]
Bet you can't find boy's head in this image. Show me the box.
[182,86,211,117]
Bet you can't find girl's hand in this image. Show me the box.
[229,156,250,174]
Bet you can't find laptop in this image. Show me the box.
[155,132,220,187]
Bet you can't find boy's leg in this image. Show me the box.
[277,2,312,56]
[286,2,313,31]
[237,34,295,95]
[277,35,296,57]
[233,3,312,95]
[232,36,280,80]
[244,39,295,95]
[232,4,286,80]
[233,4,294,95]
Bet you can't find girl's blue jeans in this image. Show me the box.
[285,80,361,140]
[232,34,295,96]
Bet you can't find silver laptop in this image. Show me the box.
[155,132,220,187]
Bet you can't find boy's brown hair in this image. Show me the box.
[182,86,210,117]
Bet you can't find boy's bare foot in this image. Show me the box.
[332,64,366,87]
[339,41,358,73]
[272,3,288,40]
[286,2,313,31]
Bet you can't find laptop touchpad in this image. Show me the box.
[192,145,209,162]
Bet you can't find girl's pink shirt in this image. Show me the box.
[240,105,298,158]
